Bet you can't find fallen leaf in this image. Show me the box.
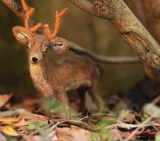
[26,135,45,141]
[48,131,58,141]
[109,129,133,141]
[50,125,94,141]
[0,117,21,125]
[0,126,19,136]
[0,93,13,108]
[142,103,160,118]
[13,118,27,127]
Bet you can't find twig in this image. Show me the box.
[69,41,140,64]
[151,95,160,105]
[1,0,35,25]
[125,109,160,141]
[47,120,93,135]
[112,128,123,141]
[1,0,141,64]
[0,109,27,117]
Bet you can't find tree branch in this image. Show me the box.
[140,0,160,45]
[68,0,160,81]
[68,41,140,64]
[123,0,146,27]
[1,0,35,26]
[1,0,141,64]
[68,0,97,16]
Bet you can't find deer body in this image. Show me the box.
[29,54,100,100]
[12,0,103,118]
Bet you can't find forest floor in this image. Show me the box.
[0,92,160,141]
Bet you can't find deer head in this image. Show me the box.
[12,0,68,64]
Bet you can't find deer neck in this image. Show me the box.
[29,56,48,78]
[29,56,54,96]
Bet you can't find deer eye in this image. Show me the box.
[57,43,63,46]
[43,48,47,53]
[51,43,63,47]
[28,43,31,50]
[55,43,63,47]
[27,46,30,50]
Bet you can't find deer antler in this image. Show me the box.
[21,0,42,32]
[43,8,68,40]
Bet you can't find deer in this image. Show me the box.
[12,0,103,119]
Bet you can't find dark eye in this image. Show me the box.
[51,43,63,47]
[57,44,63,46]
[43,49,47,53]
[56,43,63,47]
[28,43,31,50]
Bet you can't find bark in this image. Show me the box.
[140,0,160,45]
[68,0,160,81]
[123,0,146,27]
[1,0,35,25]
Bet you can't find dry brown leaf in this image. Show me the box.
[18,112,48,120]
[26,135,45,141]
[0,126,19,136]
[12,118,27,127]
[109,129,133,141]
[11,98,40,111]
[0,93,13,108]
[0,117,21,122]
[138,129,156,138]
[142,103,160,118]
[0,117,21,125]
[49,125,93,141]
[48,131,58,141]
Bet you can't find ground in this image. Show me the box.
[0,92,160,141]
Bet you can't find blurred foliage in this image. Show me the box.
[0,0,144,98]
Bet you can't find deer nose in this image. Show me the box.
[32,57,38,63]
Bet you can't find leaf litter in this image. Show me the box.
[1,93,160,140]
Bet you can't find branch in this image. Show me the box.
[68,0,97,16]
[1,0,35,26]
[68,0,160,81]
[123,0,146,27]
[1,0,141,64]
[140,0,160,45]
[68,41,140,64]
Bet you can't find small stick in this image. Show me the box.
[125,109,160,141]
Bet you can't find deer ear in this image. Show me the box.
[50,37,68,54]
[12,26,33,44]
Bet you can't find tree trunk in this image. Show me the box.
[140,0,160,45]
[68,0,160,82]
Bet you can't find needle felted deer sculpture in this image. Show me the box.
[12,0,103,119]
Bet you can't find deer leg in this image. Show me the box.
[77,88,88,115]
[56,92,70,119]
[88,78,104,113]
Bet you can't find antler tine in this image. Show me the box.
[43,8,68,40]
[21,0,42,32]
